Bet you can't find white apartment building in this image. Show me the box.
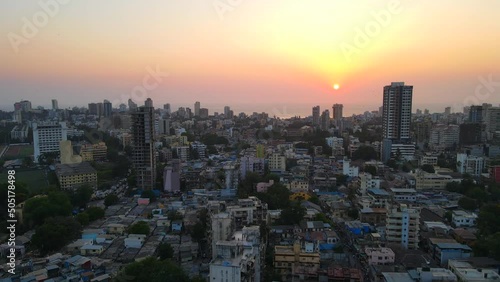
[358,172,381,196]
[452,210,478,228]
[268,153,286,173]
[456,153,484,176]
[343,159,359,177]
[386,204,420,249]
[33,122,68,162]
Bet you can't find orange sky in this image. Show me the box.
[1,1,500,115]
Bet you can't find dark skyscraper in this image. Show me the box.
[312,106,320,126]
[469,105,483,123]
[382,82,413,141]
[103,100,112,117]
[131,99,156,190]
[332,104,343,121]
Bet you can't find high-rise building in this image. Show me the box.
[128,99,137,112]
[163,159,180,193]
[224,106,231,118]
[312,106,320,126]
[485,107,500,138]
[163,103,171,114]
[96,102,104,117]
[131,100,156,190]
[119,103,127,112]
[469,105,483,123]
[145,98,153,108]
[14,100,32,112]
[444,107,451,115]
[52,99,59,110]
[33,122,68,162]
[103,100,112,117]
[320,109,330,131]
[199,108,209,119]
[194,101,201,116]
[158,118,170,135]
[459,123,483,145]
[332,104,344,120]
[88,103,98,115]
[382,82,413,140]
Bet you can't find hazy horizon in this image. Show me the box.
[2,1,500,113]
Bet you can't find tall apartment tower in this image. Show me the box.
[131,100,156,190]
[312,106,320,126]
[163,103,171,114]
[386,204,420,249]
[382,82,413,141]
[103,100,112,117]
[468,105,483,123]
[52,99,59,110]
[332,103,343,120]
[194,101,201,116]
[128,99,137,112]
[33,122,68,163]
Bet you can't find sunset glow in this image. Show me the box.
[1,1,500,114]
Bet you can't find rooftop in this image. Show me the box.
[55,162,97,177]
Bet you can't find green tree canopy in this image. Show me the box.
[352,146,377,161]
[85,206,105,221]
[114,257,190,282]
[279,202,306,225]
[421,164,435,173]
[69,184,94,208]
[158,243,174,260]
[458,196,477,211]
[31,216,82,255]
[24,192,72,226]
[364,165,377,176]
[128,221,150,235]
[104,194,119,207]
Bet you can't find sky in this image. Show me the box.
[1,1,500,117]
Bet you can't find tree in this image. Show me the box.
[477,204,500,236]
[24,192,72,227]
[387,159,398,169]
[279,202,306,225]
[256,183,291,210]
[104,194,119,206]
[167,211,183,221]
[190,222,206,244]
[31,216,82,255]
[421,164,435,173]
[336,174,349,187]
[128,221,150,235]
[76,212,90,226]
[85,207,105,221]
[114,257,190,282]
[348,208,359,219]
[158,243,174,260]
[141,190,157,202]
[458,197,477,211]
[70,184,94,208]
[364,165,377,176]
[352,146,377,161]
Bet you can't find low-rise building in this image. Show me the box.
[365,247,395,266]
[452,210,477,228]
[390,188,417,202]
[274,241,320,280]
[448,259,500,281]
[55,162,97,190]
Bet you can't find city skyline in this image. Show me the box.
[2,1,500,113]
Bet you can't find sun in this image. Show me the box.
[333,84,340,90]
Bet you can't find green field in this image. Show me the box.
[3,145,34,159]
[0,169,48,194]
